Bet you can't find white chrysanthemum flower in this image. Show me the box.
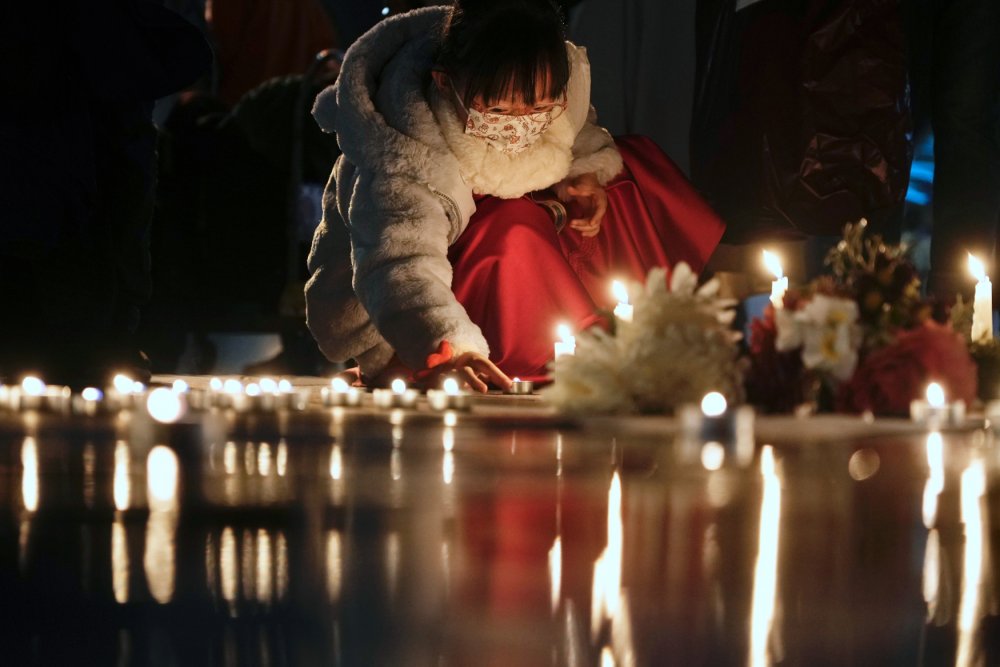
[543,263,744,414]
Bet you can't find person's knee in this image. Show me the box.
[475,199,560,254]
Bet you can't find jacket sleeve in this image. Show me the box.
[346,168,490,371]
[305,158,396,375]
[564,43,623,185]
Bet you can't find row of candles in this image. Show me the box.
[0,371,538,421]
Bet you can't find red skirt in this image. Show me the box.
[448,135,725,382]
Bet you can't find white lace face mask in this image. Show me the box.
[463,106,554,155]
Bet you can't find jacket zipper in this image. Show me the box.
[426,183,462,225]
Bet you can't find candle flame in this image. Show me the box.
[762,250,784,280]
[926,382,946,408]
[331,377,350,393]
[968,253,987,282]
[611,280,629,305]
[81,387,102,402]
[701,392,727,417]
[443,377,460,395]
[391,378,407,394]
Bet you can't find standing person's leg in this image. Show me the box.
[927,0,1000,298]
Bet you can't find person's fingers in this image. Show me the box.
[460,365,489,393]
[470,359,512,389]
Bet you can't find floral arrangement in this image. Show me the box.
[542,264,745,414]
[747,220,979,415]
[545,221,989,417]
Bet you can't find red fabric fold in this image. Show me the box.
[448,135,725,381]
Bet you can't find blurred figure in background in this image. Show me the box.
[0,0,210,386]
[906,0,1000,299]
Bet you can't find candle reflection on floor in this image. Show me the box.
[749,445,782,667]
[956,458,987,667]
[145,445,179,604]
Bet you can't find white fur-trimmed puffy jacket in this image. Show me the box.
[306,6,622,376]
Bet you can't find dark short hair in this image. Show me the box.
[436,0,570,108]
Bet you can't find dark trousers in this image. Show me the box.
[906,0,1000,296]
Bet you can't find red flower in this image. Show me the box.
[839,320,977,415]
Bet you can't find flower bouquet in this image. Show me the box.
[543,264,745,414]
[746,220,978,415]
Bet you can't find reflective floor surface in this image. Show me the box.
[1,384,999,666]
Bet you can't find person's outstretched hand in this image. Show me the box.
[421,352,511,394]
[421,351,512,394]
[554,172,607,237]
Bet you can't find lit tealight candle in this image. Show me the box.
[678,391,755,468]
[701,391,727,417]
[911,381,965,427]
[554,323,576,359]
[507,377,534,395]
[373,378,419,409]
[763,249,788,309]
[72,387,104,416]
[14,376,47,411]
[611,280,634,323]
[968,253,993,342]
[322,376,363,407]
[428,377,471,411]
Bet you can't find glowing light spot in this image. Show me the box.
[391,378,407,394]
[331,377,350,393]
[926,382,945,408]
[113,374,135,394]
[146,387,185,424]
[848,449,881,481]
[146,446,179,509]
[443,377,460,395]
[762,249,783,279]
[21,376,45,396]
[701,392,727,417]
[81,387,102,401]
[701,441,726,471]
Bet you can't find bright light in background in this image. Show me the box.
[147,388,185,424]
[171,379,189,393]
[209,377,223,392]
[391,378,407,394]
[331,377,350,394]
[223,378,242,395]
[381,6,390,17]
[701,392,727,417]
[145,446,179,605]
[278,379,293,394]
[556,323,573,342]
[443,377,460,395]
[259,377,278,394]
[245,383,261,397]
[82,387,102,402]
